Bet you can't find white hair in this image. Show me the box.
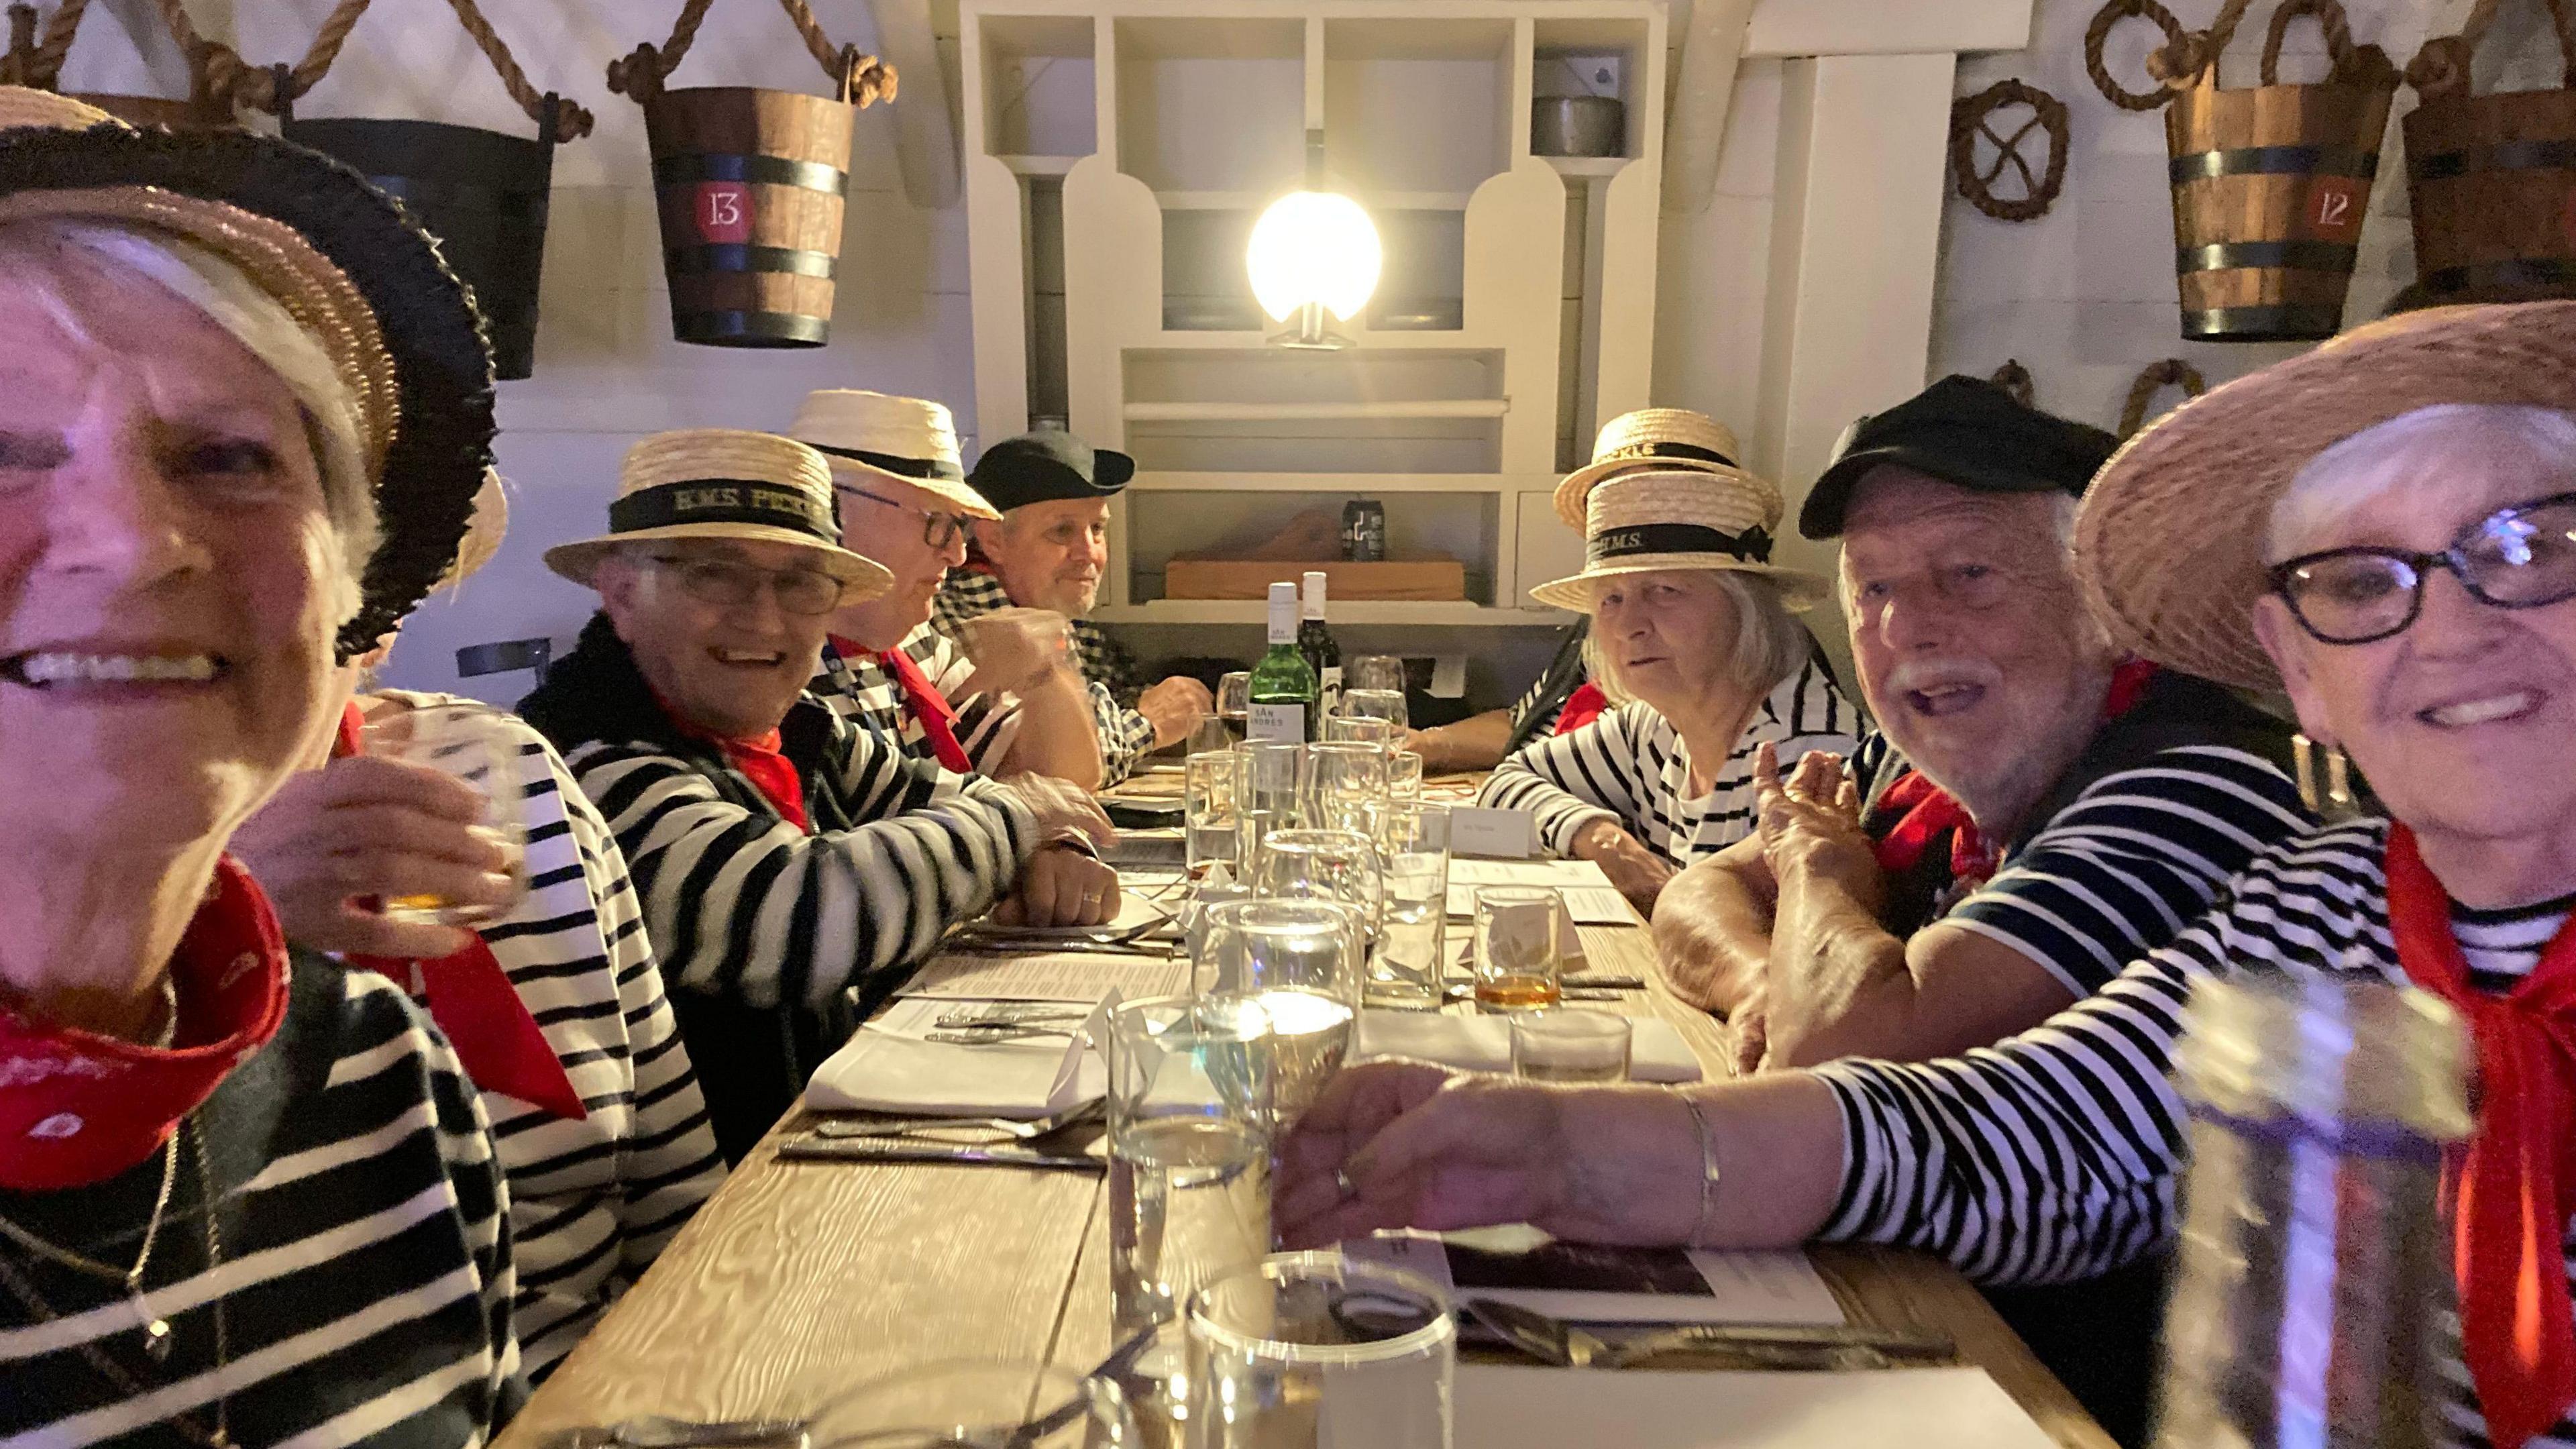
[1591,569,1809,705]
[0,217,378,588]
[2266,405,2576,563]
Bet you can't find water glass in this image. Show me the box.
[1387,750,1426,803]
[1305,741,1388,835]
[808,1359,1138,1448]
[1338,687,1409,733]
[1347,655,1407,694]
[1235,741,1307,877]
[1509,1008,1632,1082]
[1472,886,1562,1013]
[1216,672,1252,745]
[1185,1252,1456,1449]
[1106,995,1277,1379]
[1324,714,1397,749]
[360,701,529,925]
[1187,710,1232,758]
[1186,751,1242,878]
[1370,804,1449,1010]
[1197,899,1362,1134]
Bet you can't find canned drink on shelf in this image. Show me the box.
[1341,498,1387,561]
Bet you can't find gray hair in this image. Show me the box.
[2266,405,2576,563]
[1591,569,1809,705]
[0,218,377,590]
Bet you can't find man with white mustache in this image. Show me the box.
[1655,376,2310,1074]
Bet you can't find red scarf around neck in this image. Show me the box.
[1871,659,2159,890]
[645,688,810,831]
[835,634,972,773]
[2385,825,2576,1449]
[335,702,586,1121]
[0,857,286,1190]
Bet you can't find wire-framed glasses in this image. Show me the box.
[837,484,972,551]
[648,554,847,616]
[2267,491,2576,645]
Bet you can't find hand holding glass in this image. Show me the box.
[360,702,529,926]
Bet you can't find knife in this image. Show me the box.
[776,1134,1105,1173]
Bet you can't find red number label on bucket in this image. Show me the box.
[696,182,753,245]
[2310,180,2362,241]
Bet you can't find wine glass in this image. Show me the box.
[1347,655,1407,694]
[1198,898,1362,1133]
[1338,688,1409,733]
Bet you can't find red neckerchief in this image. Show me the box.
[835,633,972,773]
[335,702,586,1121]
[1870,659,2159,890]
[1554,682,1611,737]
[645,689,810,831]
[2385,825,2576,1449]
[0,857,287,1190]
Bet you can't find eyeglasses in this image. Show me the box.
[837,484,971,551]
[648,555,847,616]
[2268,491,2576,645]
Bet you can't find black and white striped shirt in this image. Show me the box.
[1478,659,1862,865]
[370,693,727,1381]
[1,957,521,1446]
[1815,819,2576,1448]
[811,625,1020,773]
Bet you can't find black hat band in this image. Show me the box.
[608,479,841,545]
[1589,522,1773,566]
[808,441,967,482]
[1599,439,1737,469]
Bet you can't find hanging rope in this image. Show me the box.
[1949,78,2070,222]
[2408,0,2576,104]
[219,0,372,115]
[606,0,717,103]
[608,0,894,107]
[439,0,592,140]
[2118,358,2207,437]
[1990,360,2037,409]
[2148,0,2396,91]
[0,0,88,90]
[2086,0,2192,109]
[145,0,250,111]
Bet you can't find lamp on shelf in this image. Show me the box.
[1248,131,1381,350]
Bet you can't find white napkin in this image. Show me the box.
[803,997,1111,1118]
[1351,1010,1703,1083]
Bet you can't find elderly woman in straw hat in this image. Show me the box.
[0,89,524,1438]
[1478,460,1862,908]
[1280,301,2576,1449]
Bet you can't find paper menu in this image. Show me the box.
[1342,1230,1841,1326]
[898,950,1191,1002]
[1452,1364,2061,1449]
[1444,858,1628,918]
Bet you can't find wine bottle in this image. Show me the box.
[1248,581,1318,743]
[1299,570,1343,722]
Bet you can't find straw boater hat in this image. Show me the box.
[2077,300,2576,692]
[1553,407,1778,529]
[0,85,497,658]
[1528,468,1829,612]
[543,429,896,598]
[788,390,1000,521]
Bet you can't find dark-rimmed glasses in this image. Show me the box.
[2267,491,2576,645]
[837,484,971,551]
[647,554,846,616]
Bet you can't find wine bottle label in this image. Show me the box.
[1319,667,1343,720]
[1247,702,1304,743]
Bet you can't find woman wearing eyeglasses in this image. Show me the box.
[1278,303,2576,1449]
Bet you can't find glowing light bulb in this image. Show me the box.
[1246,191,1382,323]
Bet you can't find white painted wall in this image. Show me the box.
[44,0,2569,705]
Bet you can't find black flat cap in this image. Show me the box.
[1799,376,2119,539]
[967,429,1136,513]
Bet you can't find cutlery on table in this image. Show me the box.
[541,1415,807,1449]
[1438,984,1628,1005]
[922,1023,1078,1044]
[932,1003,1089,1028]
[812,1098,1105,1142]
[941,936,1180,959]
[775,1135,1103,1173]
[1463,1296,1953,1371]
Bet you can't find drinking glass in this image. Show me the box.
[1234,741,1306,879]
[1370,804,1449,1010]
[1509,1008,1632,1082]
[1215,672,1253,745]
[1305,741,1388,835]
[361,701,529,925]
[1186,751,1242,879]
[1386,750,1426,803]
[1347,655,1407,695]
[1185,1252,1456,1449]
[1472,886,1562,1013]
[1198,898,1362,1134]
[808,1359,1138,1448]
[1338,687,1409,733]
[1106,994,1276,1383]
[1187,710,1232,757]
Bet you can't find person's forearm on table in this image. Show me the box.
[1650,849,1776,1014]
[1411,709,1515,774]
[998,664,1106,789]
[1546,1075,1849,1248]
[1759,861,1921,1068]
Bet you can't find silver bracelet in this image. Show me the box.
[1678,1090,1722,1247]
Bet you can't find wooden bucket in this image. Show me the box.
[2162,0,2398,341]
[643,86,853,348]
[2402,5,2576,305]
[68,91,232,131]
[284,117,555,380]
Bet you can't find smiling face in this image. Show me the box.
[827,470,969,650]
[2255,407,2576,863]
[1839,468,2117,828]
[1591,570,1744,720]
[979,498,1110,616]
[596,537,833,739]
[0,264,352,857]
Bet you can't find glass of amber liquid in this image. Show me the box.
[361,700,529,926]
[1471,886,1562,1013]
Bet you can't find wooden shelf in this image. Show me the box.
[1124,399,1508,423]
[1092,600,1566,628]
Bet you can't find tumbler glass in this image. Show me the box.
[360,700,530,925]
[1472,886,1562,1013]
[1234,741,1307,879]
[1305,741,1389,836]
[1186,751,1242,879]
[1370,804,1450,1010]
[1509,1008,1632,1082]
[1346,655,1407,695]
[1197,899,1361,1134]
[1387,750,1426,804]
[1324,714,1397,749]
[809,1359,1138,1448]
[1185,1252,1455,1449]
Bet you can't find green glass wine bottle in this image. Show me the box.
[1299,570,1343,722]
[1247,580,1318,743]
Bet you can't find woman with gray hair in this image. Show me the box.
[1478,466,1861,908]
[0,89,522,1442]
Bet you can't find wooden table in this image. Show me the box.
[494,895,2114,1449]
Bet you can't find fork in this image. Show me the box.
[922,1023,1078,1044]
[933,1003,1088,1028]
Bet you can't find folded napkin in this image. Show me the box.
[1352,1010,1703,1083]
[804,998,1110,1118]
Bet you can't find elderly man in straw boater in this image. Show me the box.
[794,390,1107,788]
[519,429,1122,1161]
[1277,301,2576,1449]
[1654,375,2307,1075]
[934,429,1213,784]
[1474,453,1863,911]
